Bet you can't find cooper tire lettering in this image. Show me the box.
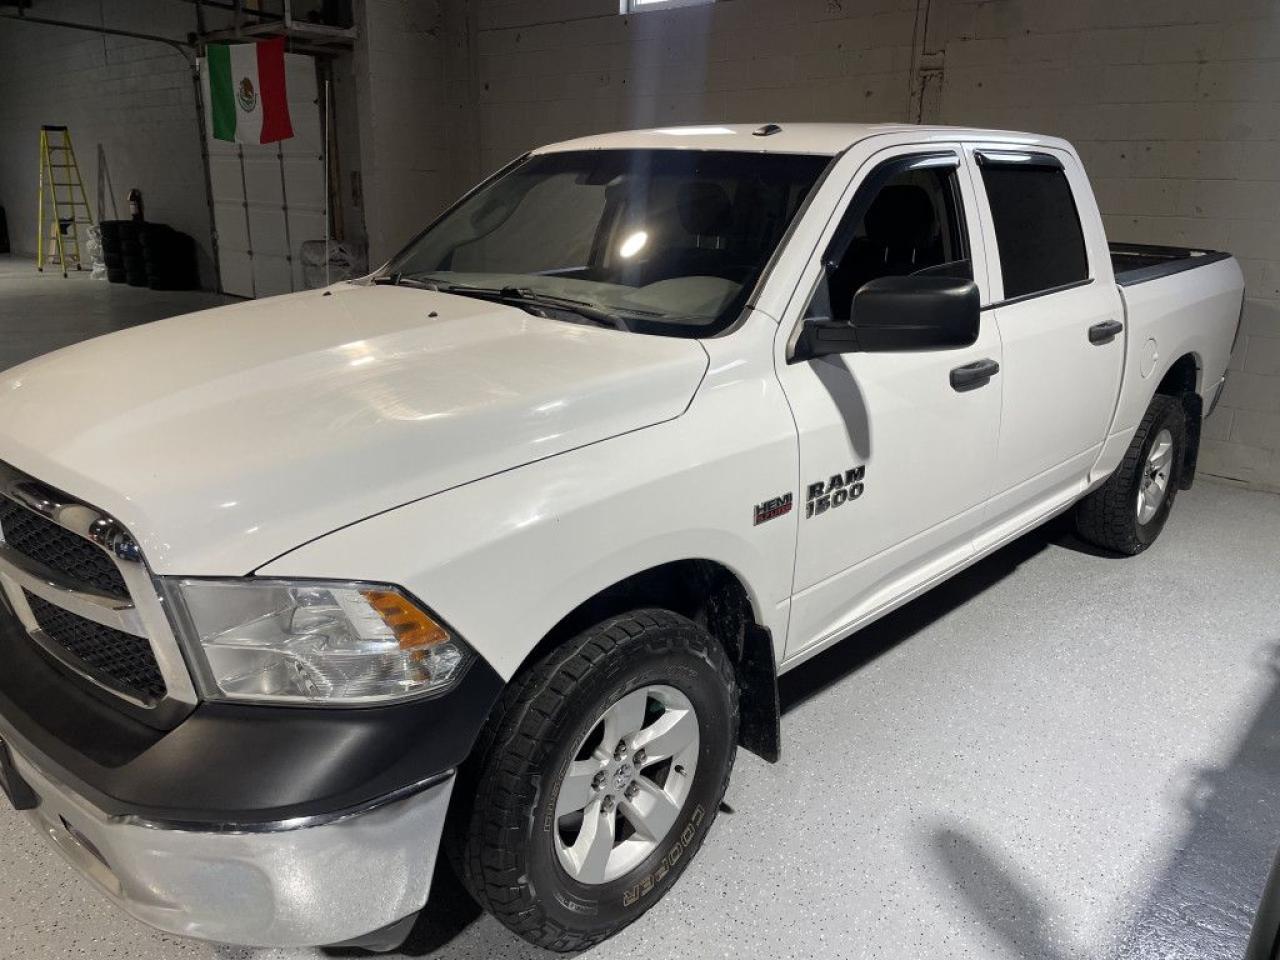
[621,804,706,907]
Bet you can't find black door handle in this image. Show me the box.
[950,358,1000,391]
[1089,319,1124,344]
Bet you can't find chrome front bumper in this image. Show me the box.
[7,740,454,947]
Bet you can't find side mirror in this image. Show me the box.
[853,275,980,352]
[795,275,980,360]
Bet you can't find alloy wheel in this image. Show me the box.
[1137,427,1174,524]
[552,684,700,885]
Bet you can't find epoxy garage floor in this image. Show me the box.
[2,261,1280,960]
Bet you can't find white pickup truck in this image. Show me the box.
[0,123,1244,952]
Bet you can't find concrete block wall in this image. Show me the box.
[352,0,478,265]
[471,0,922,175]
[447,0,1280,492]
[934,0,1280,492]
[0,2,217,286]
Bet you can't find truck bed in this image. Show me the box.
[1110,242,1232,287]
[1103,248,1243,474]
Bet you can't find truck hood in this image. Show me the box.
[0,284,709,574]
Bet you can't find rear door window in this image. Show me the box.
[979,156,1088,300]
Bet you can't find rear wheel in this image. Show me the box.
[452,609,738,952]
[1075,393,1187,555]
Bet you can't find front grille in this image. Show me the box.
[25,591,167,701]
[0,497,129,599]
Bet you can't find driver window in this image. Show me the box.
[807,161,971,322]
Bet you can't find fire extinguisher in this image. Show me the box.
[128,188,144,222]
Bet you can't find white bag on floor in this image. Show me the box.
[301,240,367,288]
[86,224,106,280]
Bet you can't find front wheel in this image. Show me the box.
[451,609,738,952]
[1074,393,1187,555]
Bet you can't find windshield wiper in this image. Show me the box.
[370,273,439,290]
[423,282,631,332]
[377,274,706,330]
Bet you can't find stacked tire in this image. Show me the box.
[139,224,198,291]
[99,220,198,291]
[119,221,147,286]
[100,220,127,284]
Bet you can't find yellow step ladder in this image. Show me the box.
[36,125,93,276]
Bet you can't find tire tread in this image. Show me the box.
[451,609,738,953]
[1075,394,1184,555]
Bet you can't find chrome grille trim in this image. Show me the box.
[0,461,197,718]
[0,498,130,598]
[0,541,145,634]
[12,590,161,708]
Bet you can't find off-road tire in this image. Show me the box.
[1075,393,1187,555]
[450,609,738,952]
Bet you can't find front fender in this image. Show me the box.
[257,336,798,681]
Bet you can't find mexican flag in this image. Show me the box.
[205,37,293,144]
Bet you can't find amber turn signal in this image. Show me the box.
[361,589,450,650]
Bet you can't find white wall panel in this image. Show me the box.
[203,51,325,299]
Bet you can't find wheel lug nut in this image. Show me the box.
[632,748,646,766]
[614,741,628,760]
[601,796,615,813]
[592,771,606,790]
[624,782,639,800]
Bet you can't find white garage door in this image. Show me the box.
[203,52,325,298]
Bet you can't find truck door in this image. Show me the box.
[776,146,1002,662]
[966,147,1125,545]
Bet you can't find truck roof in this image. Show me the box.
[534,122,1070,157]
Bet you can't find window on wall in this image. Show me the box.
[621,0,714,13]
[978,156,1089,300]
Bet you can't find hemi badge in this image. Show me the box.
[754,493,793,525]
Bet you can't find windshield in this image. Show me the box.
[382,149,831,337]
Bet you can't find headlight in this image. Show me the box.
[163,578,472,704]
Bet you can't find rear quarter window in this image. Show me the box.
[980,160,1088,300]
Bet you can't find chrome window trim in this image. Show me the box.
[0,461,198,718]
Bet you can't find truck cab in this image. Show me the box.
[0,123,1244,952]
